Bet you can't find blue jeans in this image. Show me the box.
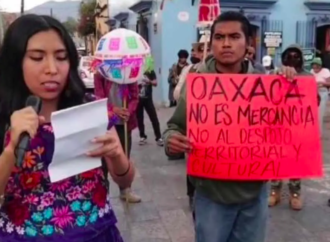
[194,184,268,242]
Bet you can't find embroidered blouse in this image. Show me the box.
[0,123,118,242]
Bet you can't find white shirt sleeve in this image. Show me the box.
[173,65,191,101]
[322,68,330,79]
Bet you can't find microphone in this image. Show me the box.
[15,96,42,167]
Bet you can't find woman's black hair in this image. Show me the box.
[177,49,189,59]
[0,14,86,151]
[210,11,251,45]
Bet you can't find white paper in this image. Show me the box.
[49,99,108,183]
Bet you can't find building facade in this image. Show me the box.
[95,0,110,40]
[121,0,330,106]
[0,12,19,45]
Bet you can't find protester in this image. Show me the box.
[173,36,210,215]
[262,55,275,74]
[310,57,330,135]
[94,71,141,203]
[246,46,265,72]
[269,44,313,211]
[245,46,256,60]
[320,45,330,70]
[164,11,296,242]
[173,48,196,101]
[136,65,163,146]
[174,36,210,101]
[168,49,189,107]
[0,14,134,241]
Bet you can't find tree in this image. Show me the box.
[78,0,96,37]
[62,17,78,35]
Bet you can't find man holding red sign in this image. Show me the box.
[163,11,316,242]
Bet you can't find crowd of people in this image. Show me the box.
[0,9,326,242]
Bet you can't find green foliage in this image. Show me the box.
[78,0,96,36]
[62,17,78,35]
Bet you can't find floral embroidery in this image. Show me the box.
[5,200,30,226]
[33,146,45,157]
[81,169,98,179]
[51,206,75,228]
[20,172,42,190]
[92,185,107,207]
[24,194,39,205]
[0,124,115,239]
[42,225,54,235]
[42,125,53,132]
[41,192,55,207]
[66,186,83,201]
[50,179,71,192]
[23,152,36,169]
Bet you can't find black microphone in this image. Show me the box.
[15,96,42,167]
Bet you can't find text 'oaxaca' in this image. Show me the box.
[186,73,323,180]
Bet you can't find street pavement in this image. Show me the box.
[110,106,330,242]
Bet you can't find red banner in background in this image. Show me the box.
[186,74,323,180]
[160,0,166,10]
[198,0,220,26]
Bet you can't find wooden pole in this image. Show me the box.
[20,0,24,15]
[203,29,210,62]
[122,93,129,211]
[123,97,128,155]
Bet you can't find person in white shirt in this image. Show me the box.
[310,57,330,135]
[174,36,210,100]
[262,55,275,74]
[172,36,210,216]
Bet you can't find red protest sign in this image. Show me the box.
[198,0,220,27]
[186,74,322,180]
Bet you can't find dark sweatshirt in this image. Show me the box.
[279,44,312,76]
[279,44,319,105]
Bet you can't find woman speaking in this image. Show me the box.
[0,14,133,242]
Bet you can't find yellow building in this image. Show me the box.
[95,0,109,41]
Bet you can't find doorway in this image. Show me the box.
[136,15,149,44]
[316,24,330,52]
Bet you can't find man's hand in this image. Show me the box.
[277,66,297,80]
[167,133,192,154]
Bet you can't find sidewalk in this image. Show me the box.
[110,106,330,242]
